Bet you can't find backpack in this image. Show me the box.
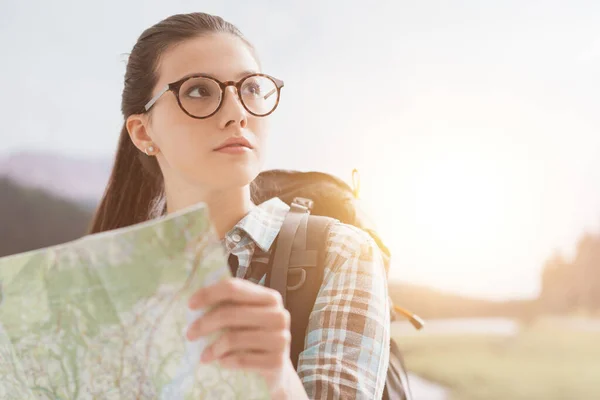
[252,169,422,400]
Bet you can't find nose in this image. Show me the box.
[219,86,248,129]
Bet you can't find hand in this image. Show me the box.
[187,278,299,398]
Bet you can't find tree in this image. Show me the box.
[540,234,600,314]
[540,252,576,313]
[571,234,600,313]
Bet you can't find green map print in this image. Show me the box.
[0,203,269,399]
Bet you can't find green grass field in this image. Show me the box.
[397,320,600,400]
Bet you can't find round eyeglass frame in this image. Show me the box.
[143,73,285,119]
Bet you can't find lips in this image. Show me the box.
[216,143,248,150]
[214,137,253,151]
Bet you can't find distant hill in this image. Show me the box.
[0,177,93,257]
[389,281,538,321]
[0,151,111,205]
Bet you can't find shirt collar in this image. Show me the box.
[225,197,289,253]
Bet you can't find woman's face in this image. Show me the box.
[131,33,269,192]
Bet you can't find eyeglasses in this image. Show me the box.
[144,73,284,119]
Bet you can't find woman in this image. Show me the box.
[91,12,390,399]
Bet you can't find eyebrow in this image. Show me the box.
[177,69,259,82]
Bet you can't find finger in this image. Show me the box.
[186,305,290,340]
[188,278,281,310]
[219,351,284,371]
[201,329,291,363]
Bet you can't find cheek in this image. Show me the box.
[150,109,214,167]
[153,104,210,157]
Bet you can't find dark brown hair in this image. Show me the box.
[89,12,256,234]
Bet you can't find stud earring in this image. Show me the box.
[144,145,157,156]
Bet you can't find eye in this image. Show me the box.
[187,85,212,98]
[243,82,262,96]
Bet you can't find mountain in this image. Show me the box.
[0,151,112,205]
[0,177,93,257]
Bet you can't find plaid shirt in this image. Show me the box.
[223,198,390,399]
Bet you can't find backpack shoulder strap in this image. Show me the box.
[267,202,310,305]
[287,214,335,369]
[267,202,336,369]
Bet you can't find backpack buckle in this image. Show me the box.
[291,197,313,212]
[287,268,307,291]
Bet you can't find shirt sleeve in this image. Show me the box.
[296,222,391,399]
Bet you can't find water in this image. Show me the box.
[408,373,449,400]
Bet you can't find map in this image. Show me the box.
[0,203,269,399]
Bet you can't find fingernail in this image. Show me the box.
[186,328,196,341]
[188,298,198,309]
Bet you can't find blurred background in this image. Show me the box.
[1,0,599,398]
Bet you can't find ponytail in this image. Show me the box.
[89,124,163,234]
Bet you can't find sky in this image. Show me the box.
[1,0,599,299]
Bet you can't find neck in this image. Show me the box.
[165,183,254,240]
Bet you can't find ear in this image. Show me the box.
[126,114,159,154]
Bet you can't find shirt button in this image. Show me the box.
[231,233,242,243]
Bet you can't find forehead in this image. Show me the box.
[157,33,260,84]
